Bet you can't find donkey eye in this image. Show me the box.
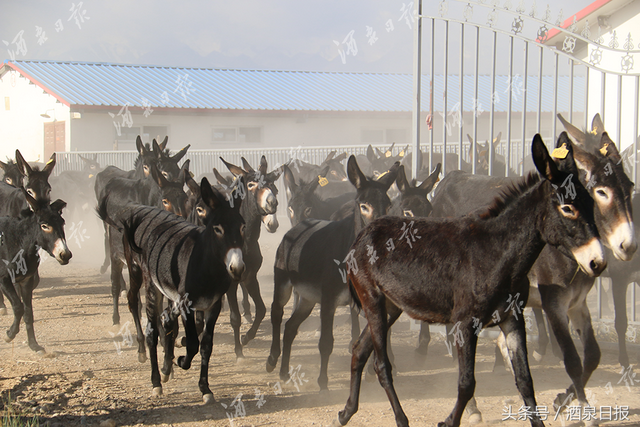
[562,206,573,214]
[596,189,608,199]
[143,165,150,172]
[27,189,35,198]
[331,171,338,176]
[559,205,578,219]
[403,209,414,217]
[5,178,12,185]
[304,207,312,217]
[288,206,294,218]
[162,199,170,208]
[360,204,371,214]
[247,182,258,191]
[162,171,169,179]
[240,224,246,236]
[196,206,206,217]
[213,225,224,236]
[41,224,51,232]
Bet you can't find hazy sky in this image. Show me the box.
[1,0,591,74]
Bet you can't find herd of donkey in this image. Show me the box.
[0,113,639,426]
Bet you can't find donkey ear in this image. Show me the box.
[151,164,170,188]
[50,199,67,215]
[557,113,586,145]
[493,132,502,148]
[220,157,246,177]
[0,160,6,171]
[200,177,222,211]
[347,155,367,190]
[213,168,231,187]
[283,164,297,200]
[366,145,375,162]
[259,155,268,177]
[21,188,38,212]
[136,136,146,156]
[15,149,32,176]
[377,162,401,190]
[170,144,189,163]
[375,147,385,158]
[395,165,410,194]
[152,140,163,159]
[179,159,191,185]
[599,132,621,161]
[591,114,604,136]
[323,151,336,165]
[241,157,255,173]
[532,134,564,182]
[185,172,200,197]
[42,153,56,177]
[334,152,348,163]
[419,163,441,193]
[159,136,169,151]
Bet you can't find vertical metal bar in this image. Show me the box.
[634,76,639,193]
[537,46,543,136]
[597,278,602,320]
[442,20,449,176]
[552,53,559,140]
[601,71,606,124]
[430,19,435,174]
[459,23,464,170]
[506,36,513,177]
[411,0,423,180]
[521,41,528,176]
[585,67,590,129]
[472,25,479,174]
[489,31,496,176]
[617,75,622,145]
[569,60,574,123]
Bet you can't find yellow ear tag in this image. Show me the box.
[376,170,389,180]
[599,143,609,156]
[551,143,569,159]
[46,158,54,165]
[318,175,328,187]
[399,150,405,157]
[88,174,94,179]
[385,151,392,158]
[591,126,599,135]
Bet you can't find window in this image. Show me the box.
[114,126,141,150]
[143,126,168,144]
[212,127,262,143]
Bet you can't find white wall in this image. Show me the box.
[0,69,70,162]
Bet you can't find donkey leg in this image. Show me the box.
[318,299,338,391]
[21,275,44,353]
[127,262,147,363]
[241,273,265,346]
[177,309,199,371]
[100,224,110,275]
[267,268,293,372]
[532,308,549,361]
[349,302,360,351]
[611,280,630,368]
[1,278,24,342]
[198,299,223,404]
[240,282,252,323]
[0,291,7,315]
[110,255,125,326]
[226,283,245,360]
[280,296,315,382]
[540,286,587,410]
[415,321,430,356]
[145,287,163,396]
[499,317,545,427]
[160,306,179,383]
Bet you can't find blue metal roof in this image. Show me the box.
[1,60,583,113]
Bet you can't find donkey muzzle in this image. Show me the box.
[259,191,278,215]
[608,221,637,261]
[53,238,72,265]
[262,213,279,233]
[225,248,245,281]
[572,238,606,277]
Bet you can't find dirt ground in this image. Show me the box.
[1,216,640,427]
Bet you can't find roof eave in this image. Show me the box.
[1,61,71,107]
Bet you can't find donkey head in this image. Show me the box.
[558,113,636,261]
[152,138,190,181]
[347,155,400,228]
[23,191,72,265]
[200,176,245,281]
[0,158,24,187]
[220,156,281,233]
[530,134,605,276]
[15,150,55,203]
[395,163,441,218]
[134,136,158,179]
[150,160,190,218]
[320,151,348,182]
[79,154,101,177]
[283,163,330,226]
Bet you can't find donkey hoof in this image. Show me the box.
[138,352,147,363]
[532,350,543,362]
[4,333,13,343]
[161,373,171,383]
[236,356,250,366]
[319,388,330,396]
[120,290,127,298]
[203,393,214,404]
[241,334,250,346]
[152,387,163,397]
[331,414,346,427]
[100,265,108,275]
[266,357,277,373]
[180,336,187,347]
[178,356,191,370]
[468,412,483,424]
[279,372,290,382]
[0,308,6,315]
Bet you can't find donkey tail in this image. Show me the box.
[96,193,118,228]
[348,277,362,312]
[122,215,144,254]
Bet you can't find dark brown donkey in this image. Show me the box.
[335,135,605,427]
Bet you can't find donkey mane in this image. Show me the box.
[479,172,540,219]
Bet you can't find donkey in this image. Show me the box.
[290,151,348,184]
[335,135,605,427]
[282,164,355,227]
[50,154,103,224]
[0,191,72,353]
[100,177,245,402]
[427,127,634,421]
[97,161,190,325]
[215,156,281,359]
[390,163,441,218]
[0,158,24,187]
[267,156,400,391]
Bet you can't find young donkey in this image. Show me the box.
[101,177,245,402]
[267,156,400,391]
[335,135,605,427]
[0,191,72,353]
